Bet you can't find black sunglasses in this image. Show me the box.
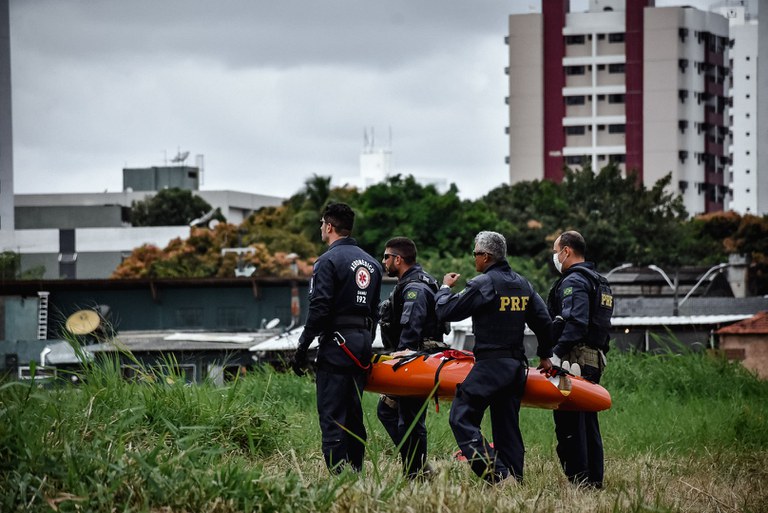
[473,251,487,257]
[383,253,400,260]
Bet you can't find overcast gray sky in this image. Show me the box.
[8,0,735,200]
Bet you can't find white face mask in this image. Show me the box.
[553,249,564,274]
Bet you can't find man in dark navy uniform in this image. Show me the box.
[290,202,382,474]
[548,230,612,489]
[436,231,553,483]
[376,237,443,478]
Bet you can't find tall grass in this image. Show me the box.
[1,345,766,512]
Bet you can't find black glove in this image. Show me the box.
[290,347,308,376]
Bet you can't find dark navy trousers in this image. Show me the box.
[316,368,367,472]
[449,358,526,483]
[377,395,428,476]
[553,364,604,487]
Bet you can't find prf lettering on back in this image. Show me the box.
[601,293,613,308]
[499,296,529,312]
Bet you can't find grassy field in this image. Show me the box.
[1,347,767,513]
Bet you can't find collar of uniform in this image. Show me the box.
[483,259,511,273]
[564,261,595,275]
[399,263,422,282]
[328,237,356,250]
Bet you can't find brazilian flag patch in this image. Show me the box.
[563,287,573,297]
[406,290,418,300]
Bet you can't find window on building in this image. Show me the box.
[565,95,586,105]
[678,89,688,103]
[746,169,751,174]
[217,307,245,329]
[597,34,605,40]
[597,64,606,71]
[678,120,688,133]
[608,94,625,104]
[678,59,689,72]
[565,156,584,165]
[608,33,625,43]
[609,124,626,134]
[566,65,586,75]
[609,154,626,164]
[597,94,605,100]
[565,35,585,45]
[608,63,625,73]
[565,126,586,135]
[177,308,203,327]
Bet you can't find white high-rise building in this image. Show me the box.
[507,0,731,216]
[712,2,764,215]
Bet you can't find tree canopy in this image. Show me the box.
[130,188,225,227]
[111,166,768,295]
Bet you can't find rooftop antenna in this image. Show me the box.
[171,148,190,165]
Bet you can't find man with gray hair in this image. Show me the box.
[436,231,554,484]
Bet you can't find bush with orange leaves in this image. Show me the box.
[111,223,315,279]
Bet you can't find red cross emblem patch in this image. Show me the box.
[355,267,371,289]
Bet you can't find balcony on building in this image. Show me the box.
[706,196,724,213]
[705,166,724,186]
[705,105,724,126]
[705,137,725,157]
[705,77,724,97]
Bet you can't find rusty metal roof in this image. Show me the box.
[716,311,768,335]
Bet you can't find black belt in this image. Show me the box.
[331,315,372,330]
[474,347,526,361]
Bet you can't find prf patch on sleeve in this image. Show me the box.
[405,290,418,300]
[563,287,573,297]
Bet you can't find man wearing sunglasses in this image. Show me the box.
[436,230,553,484]
[377,237,444,479]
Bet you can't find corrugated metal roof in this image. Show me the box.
[610,314,751,326]
[716,311,768,334]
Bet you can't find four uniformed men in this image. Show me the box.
[291,205,610,486]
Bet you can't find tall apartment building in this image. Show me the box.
[714,3,764,215]
[507,0,730,216]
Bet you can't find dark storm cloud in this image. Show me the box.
[7,0,533,198]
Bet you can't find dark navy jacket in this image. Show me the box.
[298,238,382,367]
[435,260,553,359]
[393,264,443,351]
[548,261,603,358]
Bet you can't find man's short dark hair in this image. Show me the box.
[322,202,354,236]
[385,237,417,265]
[559,230,586,257]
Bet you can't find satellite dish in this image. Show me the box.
[265,318,280,329]
[65,309,101,335]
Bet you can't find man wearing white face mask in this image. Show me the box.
[547,230,613,489]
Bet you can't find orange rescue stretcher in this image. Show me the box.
[365,349,611,412]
